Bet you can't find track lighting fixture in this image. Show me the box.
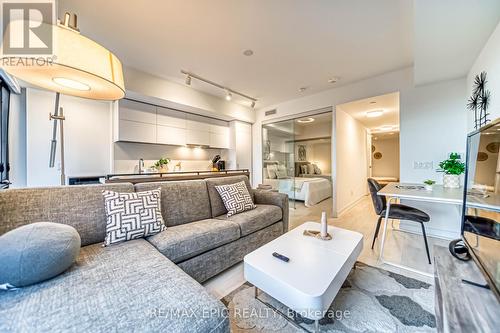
[181,70,257,109]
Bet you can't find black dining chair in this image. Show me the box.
[367,178,432,264]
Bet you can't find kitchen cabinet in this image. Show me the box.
[157,107,186,128]
[114,99,230,148]
[118,119,156,143]
[157,125,186,145]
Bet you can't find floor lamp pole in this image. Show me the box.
[49,92,66,185]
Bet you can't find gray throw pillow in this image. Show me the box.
[0,222,81,289]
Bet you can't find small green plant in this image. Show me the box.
[153,157,170,169]
[438,153,465,175]
[423,180,436,185]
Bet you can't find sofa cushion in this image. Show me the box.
[0,183,135,246]
[102,188,166,246]
[147,219,240,263]
[0,222,81,288]
[135,180,212,226]
[215,204,282,236]
[206,176,253,217]
[0,239,229,333]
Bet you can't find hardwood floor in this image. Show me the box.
[204,195,449,298]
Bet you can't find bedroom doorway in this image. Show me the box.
[262,111,333,227]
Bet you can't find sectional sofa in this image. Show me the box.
[0,175,288,333]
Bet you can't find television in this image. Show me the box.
[463,119,500,301]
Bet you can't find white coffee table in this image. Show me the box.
[244,222,363,332]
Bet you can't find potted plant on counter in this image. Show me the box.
[423,179,436,191]
[153,157,170,173]
[438,153,465,188]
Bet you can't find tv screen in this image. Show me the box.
[463,120,500,301]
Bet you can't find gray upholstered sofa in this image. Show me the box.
[0,175,288,333]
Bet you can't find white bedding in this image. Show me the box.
[263,177,332,207]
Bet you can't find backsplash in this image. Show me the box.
[113,142,229,174]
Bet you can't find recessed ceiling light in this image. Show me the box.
[299,87,308,92]
[297,117,315,123]
[243,49,254,56]
[366,110,384,118]
[328,77,340,84]
[225,90,232,101]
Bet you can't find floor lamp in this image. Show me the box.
[2,12,125,185]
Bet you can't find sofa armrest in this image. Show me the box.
[252,190,289,233]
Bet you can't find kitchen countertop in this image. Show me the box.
[103,169,250,184]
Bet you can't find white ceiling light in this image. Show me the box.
[366,110,384,118]
[297,117,315,123]
[328,77,340,83]
[225,91,232,101]
[243,49,254,56]
[298,87,308,92]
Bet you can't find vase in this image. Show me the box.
[159,165,168,173]
[425,184,433,191]
[443,174,460,188]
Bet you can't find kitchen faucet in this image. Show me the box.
[138,158,144,174]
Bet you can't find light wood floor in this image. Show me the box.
[204,195,448,299]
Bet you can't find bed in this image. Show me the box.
[263,162,332,207]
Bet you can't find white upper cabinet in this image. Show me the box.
[119,99,156,124]
[114,99,230,148]
[157,107,186,128]
[157,125,186,146]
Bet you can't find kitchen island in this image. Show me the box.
[103,169,250,184]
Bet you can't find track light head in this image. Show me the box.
[225,91,232,101]
[185,75,191,85]
[251,101,256,108]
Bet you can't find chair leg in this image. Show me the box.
[371,216,383,249]
[420,222,431,264]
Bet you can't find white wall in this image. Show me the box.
[467,21,500,130]
[25,88,113,186]
[371,136,400,179]
[335,109,368,214]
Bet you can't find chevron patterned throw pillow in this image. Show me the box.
[215,181,256,217]
[102,188,166,246]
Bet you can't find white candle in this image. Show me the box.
[320,211,327,238]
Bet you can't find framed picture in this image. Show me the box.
[298,145,307,161]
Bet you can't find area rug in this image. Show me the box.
[221,262,436,332]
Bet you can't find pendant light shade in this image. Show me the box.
[2,22,125,101]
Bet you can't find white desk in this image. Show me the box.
[377,183,463,277]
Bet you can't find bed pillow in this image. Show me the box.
[276,165,288,179]
[267,164,278,179]
[313,164,322,175]
[102,188,166,246]
[300,165,308,175]
[215,181,256,217]
[307,164,315,174]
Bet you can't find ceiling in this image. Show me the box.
[337,92,399,134]
[58,0,413,107]
[414,0,500,85]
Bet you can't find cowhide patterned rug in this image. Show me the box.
[221,262,436,333]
